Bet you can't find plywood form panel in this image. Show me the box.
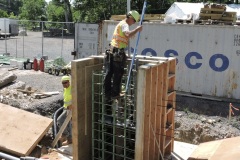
[160,62,169,153]
[0,103,53,156]
[148,64,158,160]
[135,65,149,160]
[135,58,176,159]
[71,57,103,160]
[143,65,151,160]
[189,136,240,160]
[156,63,164,160]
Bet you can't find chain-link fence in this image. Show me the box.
[0,18,75,64]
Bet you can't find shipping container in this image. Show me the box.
[100,20,240,99]
[0,18,19,38]
[75,20,240,99]
[75,23,99,58]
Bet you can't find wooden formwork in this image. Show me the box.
[134,56,176,159]
[71,55,176,160]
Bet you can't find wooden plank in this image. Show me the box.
[72,57,104,160]
[156,63,164,160]
[0,103,53,156]
[188,139,222,160]
[189,136,240,160]
[200,13,223,17]
[143,66,151,160]
[71,58,94,160]
[210,136,240,160]
[135,65,149,160]
[52,111,72,147]
[148,64,158,160]
[161,62,169,155]
[201,8,225,12]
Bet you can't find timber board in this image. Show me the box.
[0,103,53,156]
[188,136,240,160]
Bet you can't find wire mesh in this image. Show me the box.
[0,19,74,64]
[92,65,137,160]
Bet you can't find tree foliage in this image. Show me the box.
[0,9,8,18]
[19,0,46,21]
[47,2,65,22]
[72,0,173,23]
[0,0,22,16]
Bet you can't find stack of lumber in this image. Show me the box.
[110,14,165,21]
[197,3,237,25]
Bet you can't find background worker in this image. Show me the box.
[103,10,143,102]
[57,75,73,146]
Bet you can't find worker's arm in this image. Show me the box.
[124,26,142,38]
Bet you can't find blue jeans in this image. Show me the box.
[57,109,72,139]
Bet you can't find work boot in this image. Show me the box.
[62,138,72,146]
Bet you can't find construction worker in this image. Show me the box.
[57,75,73,145]
[103,10,143,102]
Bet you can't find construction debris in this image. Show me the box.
[0,71,17,88]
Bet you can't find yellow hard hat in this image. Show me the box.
[128,10,140,22]
[62,76,70,82]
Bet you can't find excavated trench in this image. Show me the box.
[1,67,240,158]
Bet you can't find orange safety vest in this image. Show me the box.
[111,20,128,49]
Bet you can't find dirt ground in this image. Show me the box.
[1,67,240,158]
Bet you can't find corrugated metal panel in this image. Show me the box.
[100,21,240,99]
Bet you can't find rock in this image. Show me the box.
[201,117,206,123]
[0,72,17,88]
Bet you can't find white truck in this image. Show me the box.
[0,18,19,38]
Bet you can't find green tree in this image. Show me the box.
[47,1,65,22]
[46,0,73,32]
[0,0,22,16]
[18,0,47,30]
[0,9,8,18]
[8,12,17,19]
[19,0,46,21]
[73,0,129,23]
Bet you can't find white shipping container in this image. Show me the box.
[75,23,99,58]
[99,20,240,99]
[0,18,19,36]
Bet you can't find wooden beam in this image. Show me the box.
[72,57,103,160]
[52,111,72,147]
[135,65,149,160]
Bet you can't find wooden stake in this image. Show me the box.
[51,110,72,147]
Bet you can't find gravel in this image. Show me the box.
[0,68,64,118]
[1,66,240,146]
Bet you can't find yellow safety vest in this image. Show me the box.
[63,85,72,108]
[111,20,128,49]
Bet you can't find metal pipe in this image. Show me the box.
[0,152,20,160]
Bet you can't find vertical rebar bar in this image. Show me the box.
[101,71,105,160]
[92,69,136,160]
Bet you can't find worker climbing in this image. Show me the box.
[103,10,143,103]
